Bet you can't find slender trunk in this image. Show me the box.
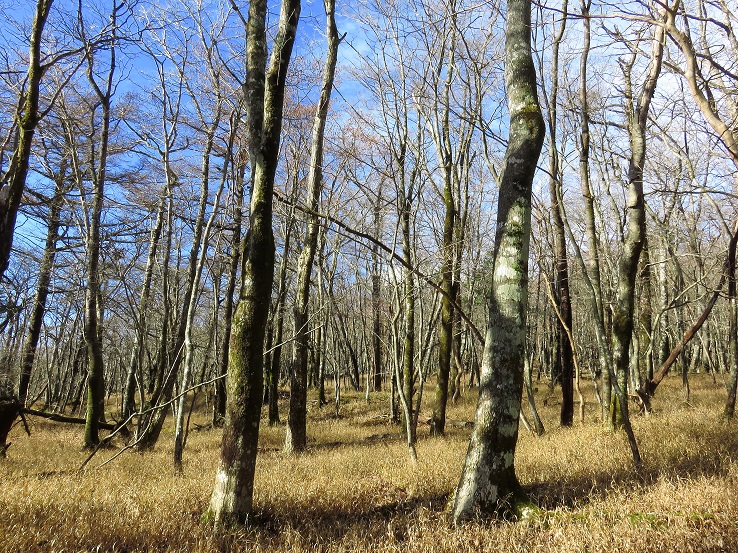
[725,220,738,416]
[401,193,416,459]
[268,304,285,425]
[372,183,383,393]
[524,350,544,435]
[577,0,609,419]
[82,13,117,447]
[18,163,65,405]
[137,114,216,451]
[545,0,573,427]
[640,220,738,404]
[174,112,227,469]
[612,13,665,431]
[0,0,53,280]
[122,181,168,421]
[213,160,245,426]
[286,0,340,452]
[639,237,654,381]
[431,4,458,437]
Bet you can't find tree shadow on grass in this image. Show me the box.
[525,419,738,511]
[216,491,452,551]
[217,413,738,550]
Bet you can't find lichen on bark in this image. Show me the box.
[451,0,544,524]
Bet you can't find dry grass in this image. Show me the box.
[2,374,738,552]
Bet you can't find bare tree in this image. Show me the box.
[286,0,342,453]
[0,0,54,281]
[452,0,545,522]
[207,0,300,525]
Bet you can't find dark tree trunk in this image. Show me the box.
[82,8,118,448]
[544,0,574,426]
[0,0,53,280]
[18,164,65,406]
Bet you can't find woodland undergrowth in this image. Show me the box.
[1,374,737,552]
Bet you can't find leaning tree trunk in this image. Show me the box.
[637,220,738,408]
[451,0,545,522]
[207,0,299,526]
[121,176,168,422]
[136,109,215,452]
[174,113,227,469]
[285,0,340,453]
[17,162,66,406]
[0,0,52,281]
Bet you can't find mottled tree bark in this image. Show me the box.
[451,0,545,522]
[207,0,299,526]
[639,237,654,382]
[611,10,665,430]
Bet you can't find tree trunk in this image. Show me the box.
[81,11,118,447]
[122,179,168,422]
[431,6,458,437]
[400,190,417,460]
[639,220,738,404]
[286,0,340,453]
[544,0,574,427]
[639,237,654,381]
[17,163,66,406]
[611,12,665,431]
[451,0,545,522]
[207,0,299,526]
[137,109,216,452]
[0,0,53,280]
[725,220,738,417]
[174,109,227,469]
[213,159,245,427]
[577,0,609,420]
[372,182,384,393]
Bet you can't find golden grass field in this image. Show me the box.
[2,373,738,552]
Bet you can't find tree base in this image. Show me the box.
[449,484,542,524]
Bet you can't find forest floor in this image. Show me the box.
[1,373,738,552]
